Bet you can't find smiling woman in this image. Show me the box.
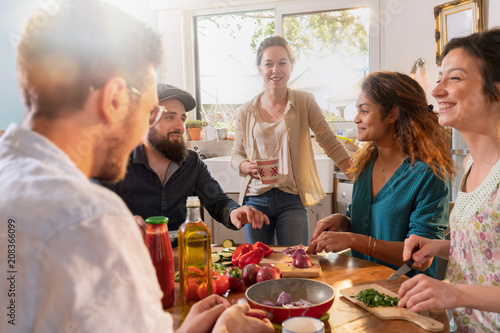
[231,36,352,247]
[308,71,454,280]
[193,4,371,128]
[397,28,500,333]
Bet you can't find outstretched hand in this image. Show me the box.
[230,206,270,229]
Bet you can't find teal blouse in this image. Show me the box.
[347,157,450,278]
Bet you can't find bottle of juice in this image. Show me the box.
[178,196,212,318]
[144,216,175,308]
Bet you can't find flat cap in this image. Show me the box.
[157,84,196,112]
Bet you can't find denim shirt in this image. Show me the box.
[96,145,240,242]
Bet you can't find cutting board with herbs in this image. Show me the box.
[340,284,444,332]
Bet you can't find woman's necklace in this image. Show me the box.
[377,154,405,171]
[259,95,286,122]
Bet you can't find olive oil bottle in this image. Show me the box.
[178,196,212,319]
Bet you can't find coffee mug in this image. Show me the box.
[282,317,324,333]
[217,128,228,140]
[256,158,279,184]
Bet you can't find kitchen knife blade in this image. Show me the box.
[387,258,414,282]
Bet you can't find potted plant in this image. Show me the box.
[185,120,206,141]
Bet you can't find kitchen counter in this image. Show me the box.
[165,247,449,332]
[334,171,350,182]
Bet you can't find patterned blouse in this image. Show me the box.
[447,157,500,332]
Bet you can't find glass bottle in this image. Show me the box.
[144,216,175,308]
[178,196,212,318]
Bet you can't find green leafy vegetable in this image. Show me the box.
[212,262,227,275]
[352,288,399,307]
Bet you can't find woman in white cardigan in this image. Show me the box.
[231,36,351,246]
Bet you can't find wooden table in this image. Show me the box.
[165,248,450,332]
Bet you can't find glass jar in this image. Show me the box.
[178,196,212,318]
[144,216,175,308]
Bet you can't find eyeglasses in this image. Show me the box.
[89,85,165,128]
[128,86,166,128]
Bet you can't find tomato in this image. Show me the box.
[197,280,217,299]
[186,279,200,301]
[212,271,230,296]
[225,267,244,290]
[252,241,273,257]
[231,243,253,266]
[238,248,265,269]
[187,266,203,278]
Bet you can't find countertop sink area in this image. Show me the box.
[204,155,335,193]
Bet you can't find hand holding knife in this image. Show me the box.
[387,257,414,282]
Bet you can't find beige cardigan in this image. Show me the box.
[231,88,350,207]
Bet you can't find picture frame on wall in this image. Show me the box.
[434,0,484,65]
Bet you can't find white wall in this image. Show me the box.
[0,0,159,130]
[382,0,500,105]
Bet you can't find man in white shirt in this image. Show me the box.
[0,1,273,332]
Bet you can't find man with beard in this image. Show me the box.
[0,1,274,332]
[97,84,269,244]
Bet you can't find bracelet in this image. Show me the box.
[371,238,377,257]
[367,236,372,256]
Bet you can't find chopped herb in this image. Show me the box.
[174,271,179,283]
[353,288,399,307]
[212,262,227,274]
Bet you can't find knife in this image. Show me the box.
[387,258,414,282]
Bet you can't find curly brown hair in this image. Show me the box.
[349,71,455,181]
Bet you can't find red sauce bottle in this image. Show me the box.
[144,216,175,308]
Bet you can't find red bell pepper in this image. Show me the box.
[252,241,273,257]
[231,243,253,267]
[238,248,265,269]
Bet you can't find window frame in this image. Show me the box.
[182,0,380,121]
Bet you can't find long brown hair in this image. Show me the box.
[349,71,454,181]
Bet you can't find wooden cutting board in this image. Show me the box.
[340,284,444,332]
[212,246,322,278]
[259,247,322,278]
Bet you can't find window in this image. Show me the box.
[193,1,375,129]
[282,7,370,121]
[195,10,274,130]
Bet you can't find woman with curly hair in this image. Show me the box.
[308,71,454,278]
